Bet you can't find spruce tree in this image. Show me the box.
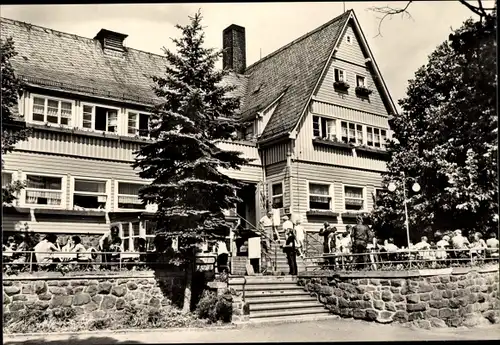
[133,11,249,312]
[371,14,497,243]
[1,37,29,205]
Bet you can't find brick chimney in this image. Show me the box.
[94,29,128,57]
[223,24,246,74]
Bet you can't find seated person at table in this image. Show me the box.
[414,236,431,260]
[469,232,487,258]
[34,234,60,268]
[451,229,470,258]
[11,235,29,265]
[435,235,450,260]
[71,236,91,262]
[486,232,499,257]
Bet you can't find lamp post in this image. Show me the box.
[387,171,421,251]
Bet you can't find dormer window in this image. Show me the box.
[346,34,353,45]
[334,69,347,82]
[128,112,150,137]
[32,96,73,126]
[82,104,119,133]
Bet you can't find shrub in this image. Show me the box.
[195,289,233,324]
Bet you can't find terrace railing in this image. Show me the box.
[2,251,217,275]
[302,247,499,273]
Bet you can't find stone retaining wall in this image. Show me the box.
[2,270,188,320]
[298,265,499,329]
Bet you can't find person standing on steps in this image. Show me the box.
[259,210,274,252]
[319,222,333,254]
[283,228,298,275]
[294,218,305,258]
[281,215,294,243]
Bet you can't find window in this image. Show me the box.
[73,179,107,210]
[341,121,363,145]
[271,182,283,209]
[122,222,142,252]
[32,96,72,125]
[82,104,118,132]
[144,220,156,251]
[309,183,332,210]
[117,182,146,209]
[25,174,63,206]
[374,188,385,202]
[344,186,365,211]
[2,172,13,188]
[346,35,353,45]
[356,75,366,87]
[313,116,336,140]
[366,127,387,149]
[127,112,150,136]
[334,68,347,82]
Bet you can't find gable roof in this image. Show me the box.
[0,17,168,106]
[240,11,351,142]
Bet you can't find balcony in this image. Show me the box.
[215,140,261,165]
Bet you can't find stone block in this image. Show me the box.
[365,308,379,321]
[449,298,460,309]
[384,302,396,312]
[92,295,103,305]
[406,294,419,304]
[390,279,404,287]
[417,320,431,329]
[21,284,33,294]
[47,281,58,286]
[326,296,338,305]
[49,287,66,295]
[85,285,98,296]
[340,308,353,318]
[448,317,462,327]
[365,285,377,292]
[111,285,127,298]
[428,276,440,284]
[126,282,138,291]
[393,310,409,323]
[440,276,450,283]
[353,309,366,320]
[430,318,447,328]
[428,308,439,317]
[338,298,350,308]
[430,290,442,300]
[438,308,453,318]
[381,290,392,302]
[4,286,20,296]
[50,295,73,308]
[442,290,453,299]
[453,289,465,298]
[98,282,112,294]
[38,293,52,301]
[376,311,394,324]
[393,294,404,302]
[34,301,50,310]
[390,287,400,294]
[73,287,84,294]
[380,280,390,286]
[57,281,69,287]
[92,310,106,319]
[101,295,116,309]
[73,293,91,306]
[373,300,384,310]
[418,283,433,293]
[407,303,426,312]
[12,295,27,301]
[420,293,431,302]
[372,291,381,300]
[362,293,371,301]
[33,281,47,295]
[445,282,458,290]
[436,284,446,291]
[3,293,10,305]
[483,310,500,324]
[408,312,424,321]
[115,298,125,310]
[10,302,25,311]
[477,293,486,303]
[370,279,381,286]
[450,276,459,282]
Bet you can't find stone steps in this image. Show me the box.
[244,313,338,325]
[228,275,330,323]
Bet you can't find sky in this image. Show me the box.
[0,1,490,109]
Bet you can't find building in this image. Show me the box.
[1,10,396,255]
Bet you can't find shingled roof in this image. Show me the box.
[240,11,351,141]
[0,18,169,105]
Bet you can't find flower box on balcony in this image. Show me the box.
[333,81,350,91]
[355,86,373,97]
[306,210,339,218]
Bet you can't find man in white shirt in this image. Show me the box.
[486,232,499,257]
[294,219,305,258]
[281,215,294,244]
[259,210,275,250]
